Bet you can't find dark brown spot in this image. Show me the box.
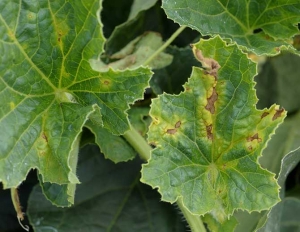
[247,133,262,142]
[206,124,213,140]
[58,32,62,42]
[261,112,269,119]
[175,121,181,128]
[272,108,285,121]
[167,129,177,134]
[248,145,253,150]
[42,133,48,143]
[205,88,218,114]
[103,80,110,85]
[149,142,157,147]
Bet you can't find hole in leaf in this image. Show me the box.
[253,28,263,34]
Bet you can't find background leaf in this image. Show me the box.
[150,45,201,95]
[103,0,199,56]
[256,52,300,113]
[257,147,300,232]
[91,32,173,70]
[141,36,286,221]
[162,0,300,55]
[27,145,186,232]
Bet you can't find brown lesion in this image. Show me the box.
[175,121,181,128]
[58,31,62,42]
[205,88,218,114]
[193,48,221,78]
[206,124,213,140]
[272,108,285,121]
[41,133,48,143]
[261,112,269,119]
[166,121,182,135]
[246,133,262,143]
[166,128,177,134]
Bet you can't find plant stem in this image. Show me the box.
[143,25,187,66]
[123,126,206,232]
[10,188,29,231]
[123,126,151,161]
[177,198,207,232]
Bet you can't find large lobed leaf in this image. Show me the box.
[141,36,286,222]
[0,0,151,188]
[162,0,300,55]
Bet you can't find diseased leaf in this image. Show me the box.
[141,36,286,222]
[27,145,186,232]
[0,0,151,189]
[162,0,300,55]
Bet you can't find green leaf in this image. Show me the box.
[85,121,137,163]
[128,107,151,138]
[141,36,286,221]
[162,0,300,55]
[203,213,238,232]
[27,145,186,232]
[0,0,151,188]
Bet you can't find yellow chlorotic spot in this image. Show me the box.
[10,102,15,110]
[27,12,36,20]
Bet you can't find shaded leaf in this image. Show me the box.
[162,0,300,55]
[256,52,300,113]
[128,0,158,21]
[105,0,199,56]
[0,0,151,188]
[279,197,300,232]
[91,32,173,71]
[151,45,201,95]
[27,145,186,232]
[141,36,286,222]
[257,147,300,232]
[259,112,300,174]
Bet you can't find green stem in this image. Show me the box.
[123,126,151,161]
[143,25,187,66]
[123,126,206,232]
[177,198,207,232]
